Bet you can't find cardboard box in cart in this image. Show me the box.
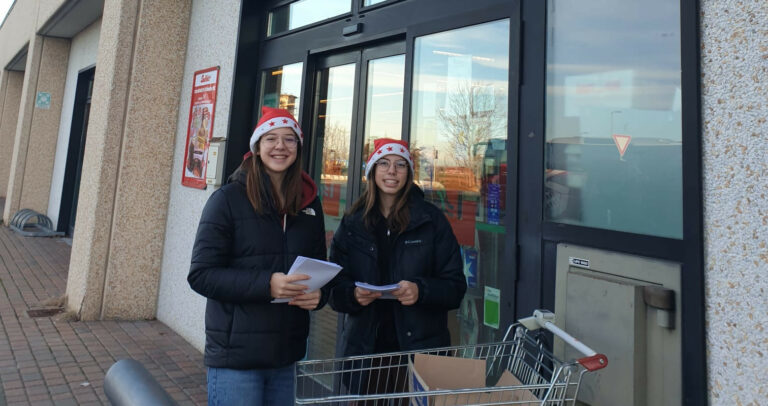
[409,353,539,406]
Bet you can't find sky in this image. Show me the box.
[0,0,13,26]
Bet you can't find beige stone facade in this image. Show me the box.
[0,0,191,321]
[0,70,23,198]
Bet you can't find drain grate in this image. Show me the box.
[26,306,63,318]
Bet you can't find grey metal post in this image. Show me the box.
[104,359,177,406]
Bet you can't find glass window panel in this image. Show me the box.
[410,20,509,344]
[361,54,405,189]
[307,63,357,364]
[364,0,389,6]
[259,63,303,120]
[545,0,682,239]
[268,0,351,36]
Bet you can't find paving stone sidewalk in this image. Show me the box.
[0,223,206,405]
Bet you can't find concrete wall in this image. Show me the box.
[65,0,192,320]
[156,0,241,352]
[701,1,768,405]
[0,71,24,197]
[17,37,70,214]
[0,0,70,67]
[47,19,101,227]
[0,2,37,68]
[2,34,70,222]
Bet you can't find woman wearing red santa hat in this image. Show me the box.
[327,138,466,402]
[188,106,326,406]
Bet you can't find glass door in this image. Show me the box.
[408,18,514,344]
[306,42,406,361]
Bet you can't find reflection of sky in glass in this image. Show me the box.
[364,55,405,141]
[362,55,405,183]
[260,62,303,120]
[326,64,355,132]
[546,0,681,141]
[281,63,303,120]
[288,0,350,31]
[544,0,683,239]
[411,19,510,167]
[364,0,388,6]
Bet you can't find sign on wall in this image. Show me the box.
[35,92,51,109]
[182,66,220,189]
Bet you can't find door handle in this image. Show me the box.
[643,285,675,329]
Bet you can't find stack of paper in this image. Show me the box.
[271,256,342,303]
[354,281,400,299]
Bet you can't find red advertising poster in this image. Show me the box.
[182,66,220,189]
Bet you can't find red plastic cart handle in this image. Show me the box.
[578,353,608,371]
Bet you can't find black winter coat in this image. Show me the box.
[328,187,466,356]
[188,171,326,370]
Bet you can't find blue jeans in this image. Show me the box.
[207,364,295,406]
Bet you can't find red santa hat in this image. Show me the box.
[364,138,414,179]
[249,106,303,152]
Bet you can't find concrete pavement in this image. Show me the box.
[0,221,206,405]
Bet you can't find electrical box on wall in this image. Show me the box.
[206,140,226,187]
[554,244,681,406]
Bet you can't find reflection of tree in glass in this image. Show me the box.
[322,121,350,176]
[438,81,506,170]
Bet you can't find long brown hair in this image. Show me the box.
[349,165,414,235]
[238,140,303,216]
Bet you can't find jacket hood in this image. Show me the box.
[300,171,318,209]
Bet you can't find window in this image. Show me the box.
[268,0,351,36]
[544,0,683,238]
[259,63,303,120]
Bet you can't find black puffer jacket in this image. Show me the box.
[188,170,326,369]
[328,187,466,356]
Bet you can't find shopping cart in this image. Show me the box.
[295,310,608,405]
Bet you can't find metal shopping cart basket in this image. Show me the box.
[295,310,608,405]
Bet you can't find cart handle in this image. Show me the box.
[516,310,608,372]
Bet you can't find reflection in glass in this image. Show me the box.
[410,20,509,345]
[364,0,389,6]
[259,63,303,120]
[307,63,356,365]
[361,54,405,188]
[545,0,682,238]
[268,0,351,36]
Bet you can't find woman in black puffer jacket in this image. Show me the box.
[188,107,326,406]
[327,138,466,402]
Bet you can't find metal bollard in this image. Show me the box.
[104,359,177,406]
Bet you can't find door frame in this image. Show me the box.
[58,65,95,235]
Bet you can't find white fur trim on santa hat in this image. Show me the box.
[249,117,303,152]
[364,142,414,179]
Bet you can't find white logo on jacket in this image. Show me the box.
[302,207,316,216]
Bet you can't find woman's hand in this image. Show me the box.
[270,273,310,300]
[290,290,321,310]
[392,281,419,306]
[354,287,382,306]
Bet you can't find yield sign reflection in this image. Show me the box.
[612,134,632,158]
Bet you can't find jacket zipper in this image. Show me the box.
[282,213,288,273]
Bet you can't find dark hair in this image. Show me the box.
[238,138,303,216]
[349,163,414,234]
